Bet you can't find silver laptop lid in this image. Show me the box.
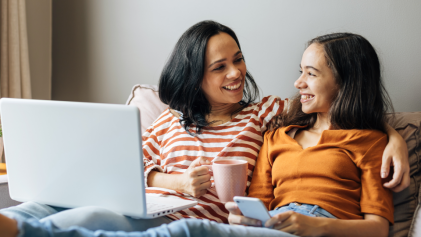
[0,98,147,217]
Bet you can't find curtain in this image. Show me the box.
[0,0,32,99]
[0,0,32,164]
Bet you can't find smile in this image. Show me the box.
[223,81,242,91]
[301,95,314,100]
[300,94,315,103]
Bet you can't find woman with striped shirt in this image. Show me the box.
[0,21,409,237]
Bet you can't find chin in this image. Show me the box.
[301,107,314,114]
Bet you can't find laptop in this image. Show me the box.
[0,98,197,219]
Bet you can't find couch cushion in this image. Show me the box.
[388,112,421,237]
[126,84,168,134]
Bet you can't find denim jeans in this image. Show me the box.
[269,202,337,219]
[0,202,172,232]
[3,202,335,237]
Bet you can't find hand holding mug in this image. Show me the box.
[178,156,212,198]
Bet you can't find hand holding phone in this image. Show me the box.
[233,196,271,227]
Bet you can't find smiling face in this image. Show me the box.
[294,43,338,114]
[201,33,246,107]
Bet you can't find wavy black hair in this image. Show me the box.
[269,33,393,133]
[159,20,259,135]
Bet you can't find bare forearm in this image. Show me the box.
[321,218,388,237]
[147,170,182,191]
[385,123,403,144]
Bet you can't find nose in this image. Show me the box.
[226,65,241,80]
[294,74,307,89]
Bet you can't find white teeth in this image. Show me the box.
[301,95,314,100]
[224,82,241,90]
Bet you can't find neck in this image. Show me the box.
[209,103,242,117]
[311,112,330,133]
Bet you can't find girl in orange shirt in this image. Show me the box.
[227,33,395,237]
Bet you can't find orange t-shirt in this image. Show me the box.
[248,125,394,224]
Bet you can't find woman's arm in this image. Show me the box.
[147,157,212,198]
[266,212,388,237]
[383,123,410,192]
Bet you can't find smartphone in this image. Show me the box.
[233,196,271,227]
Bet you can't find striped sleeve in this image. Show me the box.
[142,111,172,187]
[258,95,285,133]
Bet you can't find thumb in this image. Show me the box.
[188,156,206,169]
[199,156,211,165]
[225,202,242,215]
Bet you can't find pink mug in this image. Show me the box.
[204,160,248,203]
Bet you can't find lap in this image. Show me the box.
[0,201,66,222]
[269,202,337,219]
[166,219,298,237]
[1,202,172,232]
[44,206,172,231]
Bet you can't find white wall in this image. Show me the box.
[52,0,421,112]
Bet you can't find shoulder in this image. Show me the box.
[326,129,388,157]
[342,129,387,144]
[143,109,179,138]
[248,95,285,118]
[255,95,284,110]
[264,125,298,141]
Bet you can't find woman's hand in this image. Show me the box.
[265,211,326,237]
[382,124,410,192]
[177,156,212,197]
[147,156,212,198]
[225,202,262,227]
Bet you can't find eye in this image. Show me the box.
[234,57,244,63]
[299,70,303,74]
[213,65,225,71]
[308,72,315,76]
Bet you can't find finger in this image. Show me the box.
[188,157,204,169]
[193,189,208,198]
[225,202,242,215]
[390,170,411,192]
[276,224,296,235]
[265,211,293,227]
[231,215,262,226]
[383,164,403,189]
[193,174,211,184]
[196,180,212,191]
[198,156,211,165]
[380,154,392,178]
[190,166,211,177]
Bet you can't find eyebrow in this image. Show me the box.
[299,64,320,72]
[208,51,242,68]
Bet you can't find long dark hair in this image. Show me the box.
[269,33,393,133]
[159,20,259,135]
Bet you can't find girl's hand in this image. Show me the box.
[225,202,262,227]
[265,211,326,237]
[382,124,410,192]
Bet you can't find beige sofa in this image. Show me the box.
[1,84,420,237]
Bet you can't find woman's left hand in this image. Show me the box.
[382,125,410,192]
[265,211,326,237]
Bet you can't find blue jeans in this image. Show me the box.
[269,202,337,219]
[0,202,172,232]
[2,202,336,237]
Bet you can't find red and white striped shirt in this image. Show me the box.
[143,95,285,223]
